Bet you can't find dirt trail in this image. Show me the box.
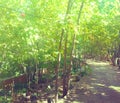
[63,60,120,103]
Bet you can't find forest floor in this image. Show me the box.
[1,60,120,103]
[57,59,120,103]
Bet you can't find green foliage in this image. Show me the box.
[0,0,119,79]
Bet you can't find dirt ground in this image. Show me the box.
[1,60,120,103]
[62,60,120,103]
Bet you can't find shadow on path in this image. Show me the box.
[63,60,120,103]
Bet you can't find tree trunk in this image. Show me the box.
[63,33,68,97]
[67,1,84,94]
[62,0,74,98]
[67,34,76,92]
[55,29,64,103]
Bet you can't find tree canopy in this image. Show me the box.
[0,0,120,78]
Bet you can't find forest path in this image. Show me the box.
[63,60,120,103]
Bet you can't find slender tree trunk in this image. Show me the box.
[67,33,76,89]
[55,29,64,103]
[62,0,73,98]
[77,2,84,25]
[67,1,84,93]
[62,33,68,97]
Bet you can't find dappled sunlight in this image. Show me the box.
[72,102,84,103]
[92,83,106,87]
[90,62,109,66]
[90,78,97,81]
[101,92,107,96]
[87,60,110,66]
[109,86,120,92]
[93,91,98,95]
[116,71,120,74]
[64,60,120,103]
[88,86,94,89]
[83,90,91,96]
